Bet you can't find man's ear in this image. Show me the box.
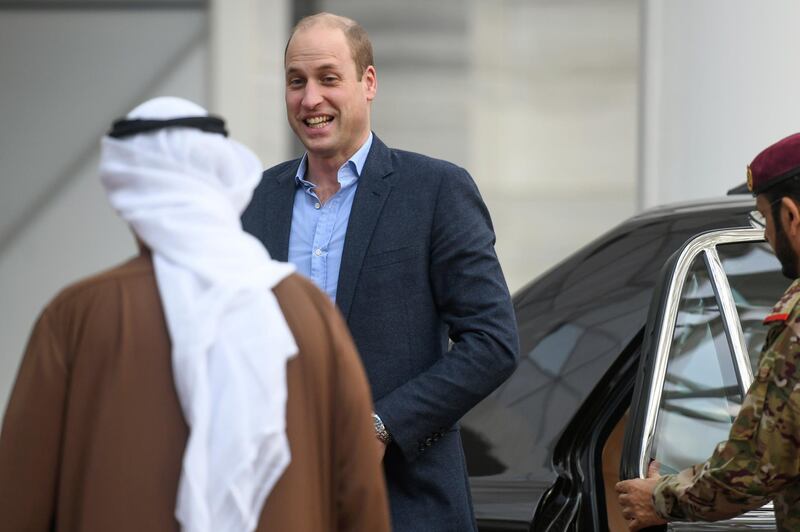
[363,65,377,102]
[782,197,800,237]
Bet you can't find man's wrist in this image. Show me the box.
[372,412,392,444]
[652,474,680,520]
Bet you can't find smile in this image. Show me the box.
[304,116,333,128]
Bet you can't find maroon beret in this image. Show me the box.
[748,132,800,195]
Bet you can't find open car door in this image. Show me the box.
[620,227,783,530]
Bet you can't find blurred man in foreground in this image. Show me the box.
[616,132,800,531]
[0,96,390,532]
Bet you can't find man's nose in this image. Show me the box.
[301,82,323,109]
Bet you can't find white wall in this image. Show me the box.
[469,0,639,291]
[210,0,290,167]
[640,0,800,208]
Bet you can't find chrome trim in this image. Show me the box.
[668,505,775,529]
[638,228,765,477]
[704,246,754,389]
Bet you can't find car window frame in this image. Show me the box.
[638,228,761,476]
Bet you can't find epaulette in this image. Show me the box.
[764,278,800,325]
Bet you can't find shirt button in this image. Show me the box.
[314,202,321,209]
[314,248,322,256]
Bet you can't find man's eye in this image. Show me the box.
[322,76,338,84]
[288,78,305,87]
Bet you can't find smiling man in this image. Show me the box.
[616,132,800,531]
[242,12,519,532]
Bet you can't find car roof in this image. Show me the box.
[627,196,754,222]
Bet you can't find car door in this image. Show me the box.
[621,227,785,530]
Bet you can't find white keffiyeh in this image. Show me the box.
[99,97,297,532]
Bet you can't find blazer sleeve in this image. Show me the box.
[374,165,520,461]
[0,308,68,531]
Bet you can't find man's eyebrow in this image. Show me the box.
[286,63,341,76]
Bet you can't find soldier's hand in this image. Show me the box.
[647,460,661,479]
[615,464,667,531]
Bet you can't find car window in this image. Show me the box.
[650,253,744,474]
[717,241,787,371]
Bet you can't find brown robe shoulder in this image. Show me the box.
[0,253,390,532]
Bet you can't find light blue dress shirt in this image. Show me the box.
[288,133,373,302]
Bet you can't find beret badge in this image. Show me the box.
[747,166,754,193]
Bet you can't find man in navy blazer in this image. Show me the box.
[242,12,519,531]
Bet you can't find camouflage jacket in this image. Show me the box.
[653,278,800,531]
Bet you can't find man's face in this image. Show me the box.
[757,194,798,279]
[284,25,376,164]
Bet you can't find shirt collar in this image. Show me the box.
[295,132,373,185]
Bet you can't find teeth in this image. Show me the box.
[305,116,332,127]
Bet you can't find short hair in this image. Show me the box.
[286,12,374,80]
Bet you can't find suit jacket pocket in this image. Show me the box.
[362,245,417,271]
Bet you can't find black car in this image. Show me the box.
[461,196,782,531]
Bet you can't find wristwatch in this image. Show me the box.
[372,412,392,444]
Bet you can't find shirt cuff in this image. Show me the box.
[653,474,687,521]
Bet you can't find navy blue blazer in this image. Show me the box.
[242,136,519,531]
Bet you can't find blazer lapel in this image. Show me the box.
[336,136,394,321]
[262,165,298,262]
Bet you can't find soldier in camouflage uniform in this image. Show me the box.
[616,131,800,531]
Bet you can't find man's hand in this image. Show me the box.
[615,461,667,531]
